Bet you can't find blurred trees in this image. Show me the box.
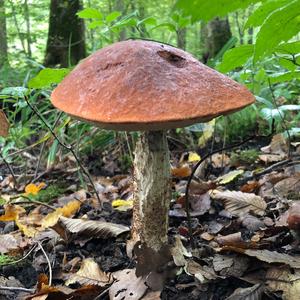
[0,0,8,67]
[44,0,86,67]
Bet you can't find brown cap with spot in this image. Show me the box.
[51,40,255,131]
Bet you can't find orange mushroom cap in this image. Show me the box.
[51,40,255,131]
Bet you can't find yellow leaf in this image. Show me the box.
[15,218,38,237]
[0,204,25,221]
[112,199,133,211]
[41,200,81,229]
[24,182,46,196]
[61,200,81,217]
[112,199,133,208]
[217,170,244,184]
[188,152,201,162]
[171,164,192,178]
[198,119,215,147]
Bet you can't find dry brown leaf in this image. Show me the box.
[211,153,230,168]
[0,110,9,137]
[261,133,288,155]
[171,164,191,178]
[211,190,267,217]
[0,204,26,221]
[52,216,129,241]
[65,258,111,286]
[266,267,300,300]
[225,283,264,300]
[226,248,300,269]
[109,269,148,300]
[170,235,191,267]
[0,234,20,254]
[185,260,218,283]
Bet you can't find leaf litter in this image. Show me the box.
[0,132,300,299]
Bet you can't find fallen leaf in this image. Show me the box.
[185,260,218,283]
[170,235,192,267]
[41,200,81,229]
[0,110,9,137]
[211,190,267,217]
[109,269,148,300]
[217,170,244,185]
[266,267,300,300]
[0,234,20,254]
[225,283,264,300]
[65,258,112,286]
[112,199,133,211]
[52,216,129,241]
[211,153,230,168]
[0,204,25,221]
[171,164,191,178]
[188,152,201,162]
[24,182,46,196]
[261,134,288,155]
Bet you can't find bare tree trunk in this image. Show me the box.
[201,17,232,63]
[0,0,8,67]
[177,27,187,50]
[24,0,32,57]
[8,0,27,55]
[114,0,126,41]
[44,0,86,67]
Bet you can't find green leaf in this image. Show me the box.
[276,41,300,54]
[279,104,300,111]
[150,22,177,32]
[245,0,290,29]
[175,0,260,22]
[77,8,103,19]
[28,68,70,89]
[255,96,273,108]
[138,17,157,26]
[268,71,300,83]
[88,20,104,29]
[254,0,300,62]
[217,45,254,73]
[0,87,29,97]
[106,11,121,23]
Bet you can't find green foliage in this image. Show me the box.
[0,255,16,266]
[230,149,259,166]
[28,185,65,203]
[217,45,254,73]
[28,68,70,89]
[254,0,300,62]
[175,0,260,22]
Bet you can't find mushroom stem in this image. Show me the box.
[132,130,170,252]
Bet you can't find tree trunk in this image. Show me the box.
[114,0,126,41]
[201,17,232,63]
[177,27,187,50]
[24,0,32,58]
[0,0,8,67]
[132,131,170,251]
[44,0,86,67]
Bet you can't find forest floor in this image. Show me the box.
[0,133,300,300]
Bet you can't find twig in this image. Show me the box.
[0,152,18,188]
[5,243,38,265]
[33,112,63,180]
[240,157,300,183]
[267,78,291,157]
[0,286,34,293]
[185,135,254,248]
[23,96,102,206]
[37,241,52,286]
[9,195,56,211]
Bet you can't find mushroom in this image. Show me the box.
[51,40,255,272]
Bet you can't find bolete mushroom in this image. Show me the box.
[51,40,255,271]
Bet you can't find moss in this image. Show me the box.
[230,149,259,166]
